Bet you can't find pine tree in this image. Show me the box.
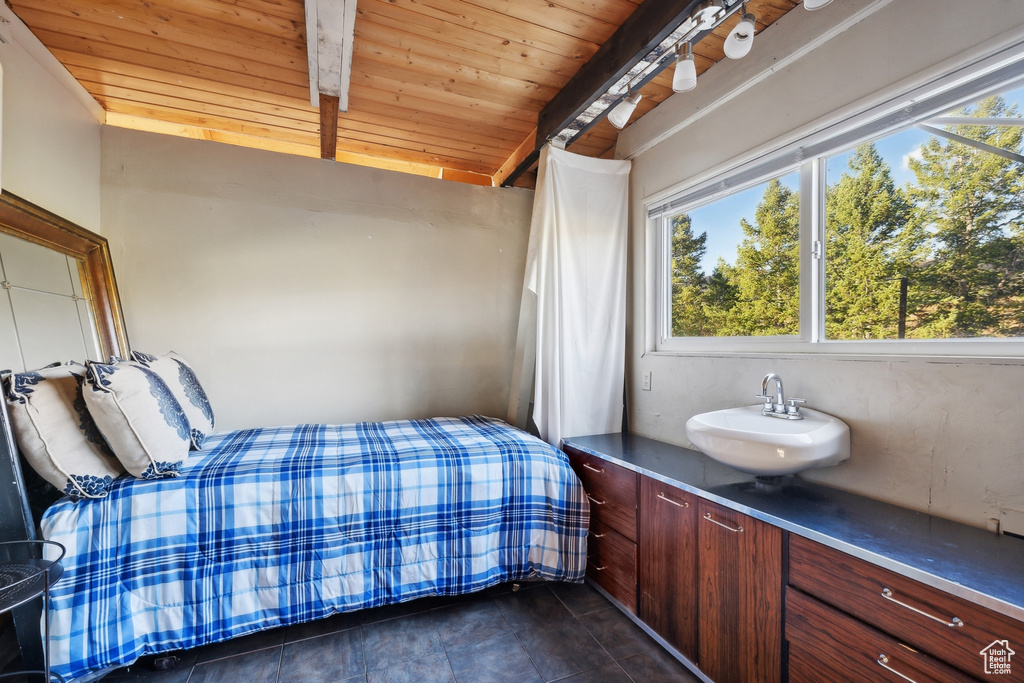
[669,213,710,336]
[825,144,922,339]
[908,96,1024,337]
[725,179,800,335]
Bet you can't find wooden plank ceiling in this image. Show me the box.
[9,0,799,187]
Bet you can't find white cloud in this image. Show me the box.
[902,146,923,169]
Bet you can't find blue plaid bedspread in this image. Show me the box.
[40,416,588,680]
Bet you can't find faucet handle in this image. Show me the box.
[785,398,806,415]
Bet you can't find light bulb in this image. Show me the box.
[672,54,697,92]
[608,93,642,129]
[724,13,756,59]
[803,0,833,9]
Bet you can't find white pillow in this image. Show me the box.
[130,351,215,448]
[83,361,191,479]
[5,362,124,499]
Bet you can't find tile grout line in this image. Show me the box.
[487,590,546,683]
[272,642,283,683]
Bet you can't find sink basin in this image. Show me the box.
[685,406,850,477]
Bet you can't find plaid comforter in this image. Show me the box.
[41,416,588,680]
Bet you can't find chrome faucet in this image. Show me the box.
[757,373,805,420]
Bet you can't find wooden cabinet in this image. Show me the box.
[697,498,783,683]
[787,587,975,682]
[563,445,1024,683]
[638,476,698,661]
[564,445,638,612]
[788,535,1024,682]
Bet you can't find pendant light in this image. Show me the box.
[672,43,697,93]
[724,6,756,60]
[608,91,642,129]
[803,0,833,9]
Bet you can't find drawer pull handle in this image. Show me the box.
[582,463,605,474]
[657,492,689,508]
[880,588,964,628]
[586,494,607,506]
[877,654,918,682]
[590,532,607,539]
[702,512,743,533]
[591,564,607,571]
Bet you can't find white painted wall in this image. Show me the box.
[0,3,103,232]
[621,0,1024,529]
[102,127,534,431]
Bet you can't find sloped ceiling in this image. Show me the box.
[8,0,799,187]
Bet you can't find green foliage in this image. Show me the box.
[668,95,1024,341]
[907,96,1024,338]
[825,144,923,340]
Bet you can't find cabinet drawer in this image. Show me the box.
[790,535,1024,681]
[787,587,975,683]
[588,518,637,613]
[565,446,637,541]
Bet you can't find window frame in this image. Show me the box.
[648,50,1024,359]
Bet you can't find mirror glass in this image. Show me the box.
[0,232,103,371]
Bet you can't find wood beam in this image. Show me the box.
[492,128,539,187]
[500,0,700,186]
[305,0,357,110]
[319,94,339,160]
[537,0,697,144]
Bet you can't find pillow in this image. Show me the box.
[129,351,215,449]
[83,361,191,479]
[5,362,124,499]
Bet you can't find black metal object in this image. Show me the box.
[898,276,908,339]
[0,391,44,674]
[501,0,737,187]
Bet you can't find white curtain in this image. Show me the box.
[525,145,631,447]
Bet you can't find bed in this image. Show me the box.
[38,415,588,681]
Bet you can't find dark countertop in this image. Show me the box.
[562,432,1024,622]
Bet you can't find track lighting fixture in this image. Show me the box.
[724,5,756,59]
[693,0,726,30]
[607,91,642,129]
[672,43,697,93]
[555,0,837,145]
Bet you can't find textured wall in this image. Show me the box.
[102,128,534,431]
[623,0,1024,529]
[0,3,101,232]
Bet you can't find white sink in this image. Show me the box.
[685,406,850,477]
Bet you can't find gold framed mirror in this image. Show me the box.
[0,191,129,365]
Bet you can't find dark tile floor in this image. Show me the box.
[100,581,700,683]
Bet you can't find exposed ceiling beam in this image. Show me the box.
[492,128,538,188]
[320,94,340,160]
[305,0,357,110]
[499,0,703,187]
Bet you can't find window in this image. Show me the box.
[652,62,1024,356]
[667,172,800,338]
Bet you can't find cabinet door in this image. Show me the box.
[639,476,697,661]
[697,499,783,683]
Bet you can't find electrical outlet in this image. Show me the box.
[642,371,651,391]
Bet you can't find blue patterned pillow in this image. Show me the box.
[83,361,190,479]
[5,362,124,499]
[129,351,215,449]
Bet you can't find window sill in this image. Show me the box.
[647,340,1024,365]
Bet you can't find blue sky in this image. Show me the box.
[686,85,1024,274]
